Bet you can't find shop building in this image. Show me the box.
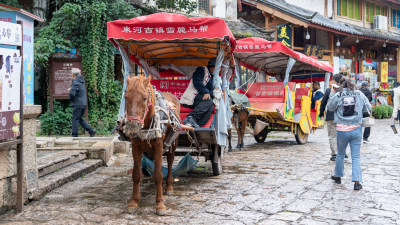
[238,0,400,104]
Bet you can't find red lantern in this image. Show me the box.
[351,45,356,53]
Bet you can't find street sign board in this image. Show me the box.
[51,61,82,97]
[0,48,21,140]
[0,21,22,46]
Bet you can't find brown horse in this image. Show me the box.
[123,76,180,215]
[228,104,249,151]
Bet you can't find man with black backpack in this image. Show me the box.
[392,82,400,122]
[360,82,373,143]
[320,74,343,161]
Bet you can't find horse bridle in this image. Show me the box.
[125,87,153,128]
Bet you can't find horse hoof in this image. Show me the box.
[227,148,233,153]
[165,190,174,196]
[127,207,138,214]
[156,208,167,216]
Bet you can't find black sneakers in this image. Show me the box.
[354,182,363,190]
[331,175,341,184]
[183,116,200,128]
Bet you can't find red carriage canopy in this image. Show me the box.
[107,13,236,67]
[234,37,333,82]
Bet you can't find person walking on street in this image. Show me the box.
[319,74,342,161]
[391,82,400,121]
[327,78,371,190]
[68,68,96,137]
[360,82,373,143]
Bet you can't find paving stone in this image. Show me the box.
[0,119,399,224]
[269,212,303,221]
[363,216,397,225]
[231,210,267,224]
[258,219,288,225]
[312,209,365,221]
[285,199,321,213]
[362,207,398,218]
[298,218,330,225]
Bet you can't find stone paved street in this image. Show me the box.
[1,119,400,224]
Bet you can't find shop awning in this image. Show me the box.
[107,13,236,66]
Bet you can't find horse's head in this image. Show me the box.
[124,76,154,135]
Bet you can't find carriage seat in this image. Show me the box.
[294,88,310,114]
[151,79,214,128]
[245,82,295,113]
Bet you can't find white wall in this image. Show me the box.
[213,0,226,18]
[285,0,333,17]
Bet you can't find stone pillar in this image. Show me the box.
[0,105,41,213]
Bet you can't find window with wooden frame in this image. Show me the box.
[198,0,210,15]
[392,9,400,28]
[365,2,386,23]
[337,0,362,20]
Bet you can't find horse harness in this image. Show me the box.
[231,103,248,129]
[119,86,181,153]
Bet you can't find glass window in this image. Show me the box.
[338,0,361,20]
[398,10,400,28]
[349,1,354,18]
[393,10,397,27]
[342,0,348,17]
[366,2,386,23]
[369,3,374,23]
[354,0,360,19]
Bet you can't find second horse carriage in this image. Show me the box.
[232,37,333,145]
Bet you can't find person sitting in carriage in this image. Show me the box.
[311,80,324,109]
[180,58,216,128]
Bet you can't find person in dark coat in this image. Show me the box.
[360,81,373,143]
[320,74,343,161]
[69,68,95,137]
[181,59,215,128]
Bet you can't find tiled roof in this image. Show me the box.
[225,18,273,39]
[257,0,400,43]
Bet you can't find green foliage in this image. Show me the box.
[151,0,197,14]
[40,100,73,135]
[372,105,393,119]
[0,0,22,9]
[35,0,142,135]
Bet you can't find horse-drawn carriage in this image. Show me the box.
[107,13,235,214]
[232,37,333,145]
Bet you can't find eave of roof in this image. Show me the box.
[0,4,44,22]
[225,18,273,40]
[256,0,400,44]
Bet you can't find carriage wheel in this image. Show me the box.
[295,125,309,145]
[254,130,268,143]
[211,145,222,176]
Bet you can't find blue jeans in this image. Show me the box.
[335,126,362,182]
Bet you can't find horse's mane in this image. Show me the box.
[127,76,150,95]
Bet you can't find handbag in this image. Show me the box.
[362,102,374,127]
